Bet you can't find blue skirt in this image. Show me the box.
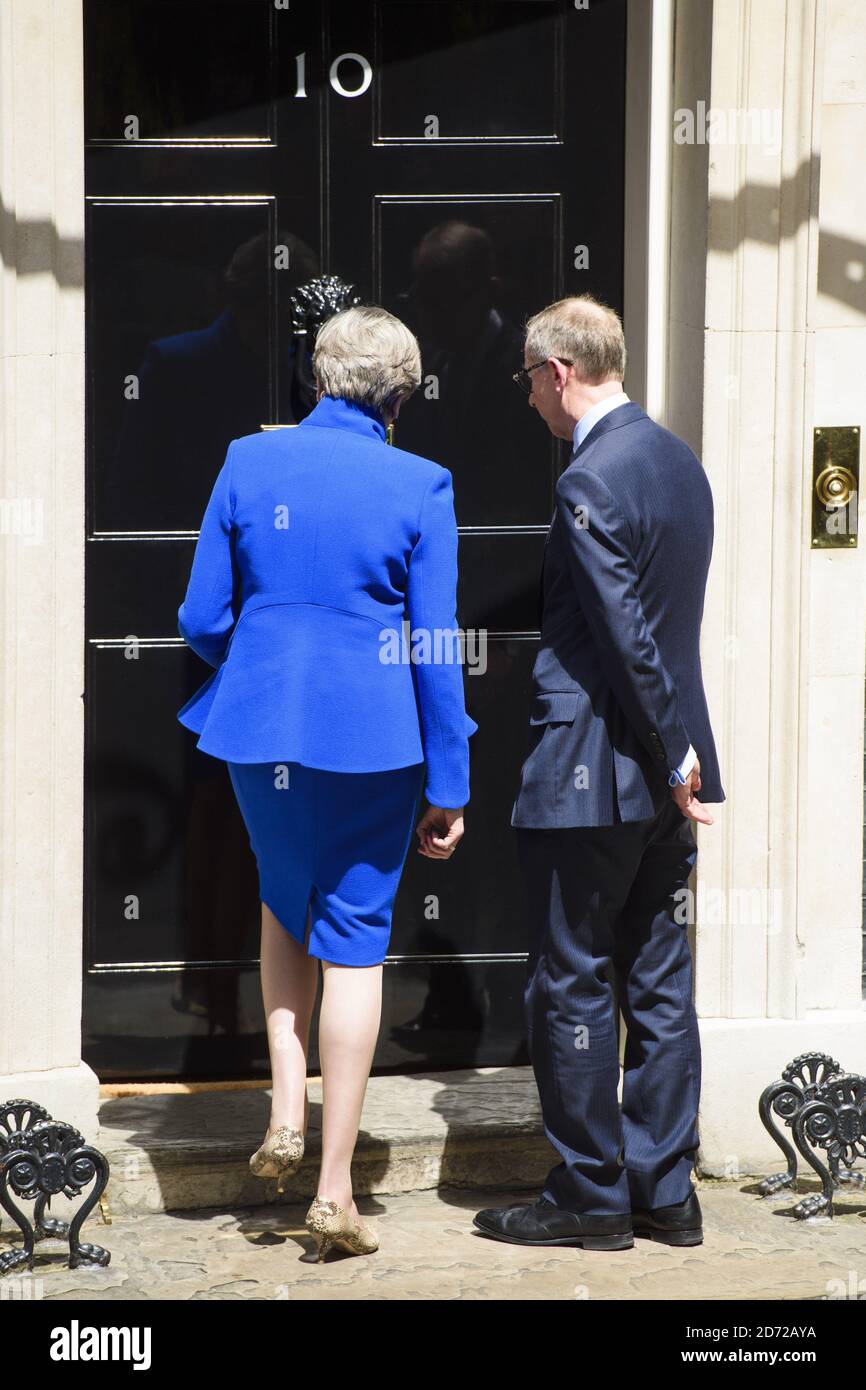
[226,760,424,966]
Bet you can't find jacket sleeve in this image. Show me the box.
[406,468,478,807]
[177,442,238,668]
[554,464,691,772]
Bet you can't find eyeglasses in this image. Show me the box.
[512,357,572,394]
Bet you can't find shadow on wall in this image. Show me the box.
[707,156,866,319]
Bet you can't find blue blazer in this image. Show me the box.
[512,401,725,828]
[177,394,477,808]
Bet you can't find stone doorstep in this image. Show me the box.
[95,1066,555,1217]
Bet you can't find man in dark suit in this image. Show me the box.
[474,294,725,1252]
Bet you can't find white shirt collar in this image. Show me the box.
[572,391,630,453]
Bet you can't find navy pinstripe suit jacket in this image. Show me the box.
[512,401,724,828]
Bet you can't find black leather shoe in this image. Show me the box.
[473,1196,633,1250]
[631,1190,703,1246]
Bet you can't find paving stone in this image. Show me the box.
[2,1179,862,1302]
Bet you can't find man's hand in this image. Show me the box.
[416,805,464,859]
[670,757,713,824]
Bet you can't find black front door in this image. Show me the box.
[83,0,626,1079]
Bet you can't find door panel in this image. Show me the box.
[88,198,276,532]
[374,193,560,525]
[85,0,275,143]
[83,0,627,1078]
[375,0,562,142]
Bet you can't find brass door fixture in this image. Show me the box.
[811,426,859,548]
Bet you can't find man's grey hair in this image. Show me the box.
[312,305,422,413]
[524,294,626,384]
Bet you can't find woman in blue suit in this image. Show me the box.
[176,305,476,1259]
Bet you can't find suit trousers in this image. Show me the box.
[516,798,701,1215]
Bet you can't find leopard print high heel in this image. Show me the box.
[305,1197,379,1260]
[249,1092,309,1194]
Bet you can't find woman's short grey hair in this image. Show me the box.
[524,294,627,384]
[312,305,422,413]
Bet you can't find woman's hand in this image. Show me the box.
[416,805,464,860]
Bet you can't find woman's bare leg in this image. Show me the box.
[260,902,319,1134]
[316,959,383,1221]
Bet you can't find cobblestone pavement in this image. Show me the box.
[3,1179,864,1302]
